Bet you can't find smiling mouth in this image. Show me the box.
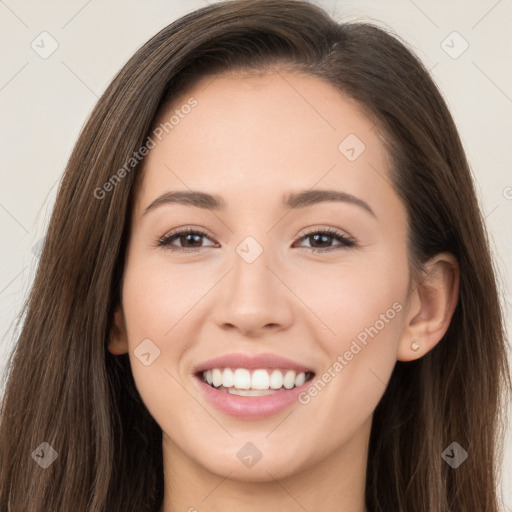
[196,368,315,396]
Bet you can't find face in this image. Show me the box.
[113,70,411,482]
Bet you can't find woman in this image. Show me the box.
[1,0,510,510]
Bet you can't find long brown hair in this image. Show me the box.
[1,1,510,510]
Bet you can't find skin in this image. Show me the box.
[110,70,459,512]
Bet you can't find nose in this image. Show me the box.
[213,244,295,337]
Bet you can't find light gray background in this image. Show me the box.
[0,0,511,508]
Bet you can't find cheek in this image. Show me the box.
[121,257,195,340]
[299,250,406,343]
[298,250,407,409]
[119,258,192,415]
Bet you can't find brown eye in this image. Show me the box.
[294,228,356,252]
[157,228,216,252]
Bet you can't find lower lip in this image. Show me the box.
[194,375,313,420]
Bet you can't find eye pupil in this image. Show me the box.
[311,233,331,247]
[183,234,202,246]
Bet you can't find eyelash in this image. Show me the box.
[155,226,357,253]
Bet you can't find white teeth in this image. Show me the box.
[228,388,278,396]
[283,370,296,390]
[222,368,234,388]
[233,368,251,389]
[251,369,270,390]
[212,368,223,387]
[269,369,283,389]
[294,371,306,387]
[201,368,310,391]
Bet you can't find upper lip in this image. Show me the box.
[193,352,315,375]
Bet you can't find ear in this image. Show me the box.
[108,305,130,355]
[397,252,459,362]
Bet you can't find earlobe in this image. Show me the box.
[108,306,130,355]
[397,253,459,362]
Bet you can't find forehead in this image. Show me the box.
[135,71,396,218]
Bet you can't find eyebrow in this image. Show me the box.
[143,189,376,218]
